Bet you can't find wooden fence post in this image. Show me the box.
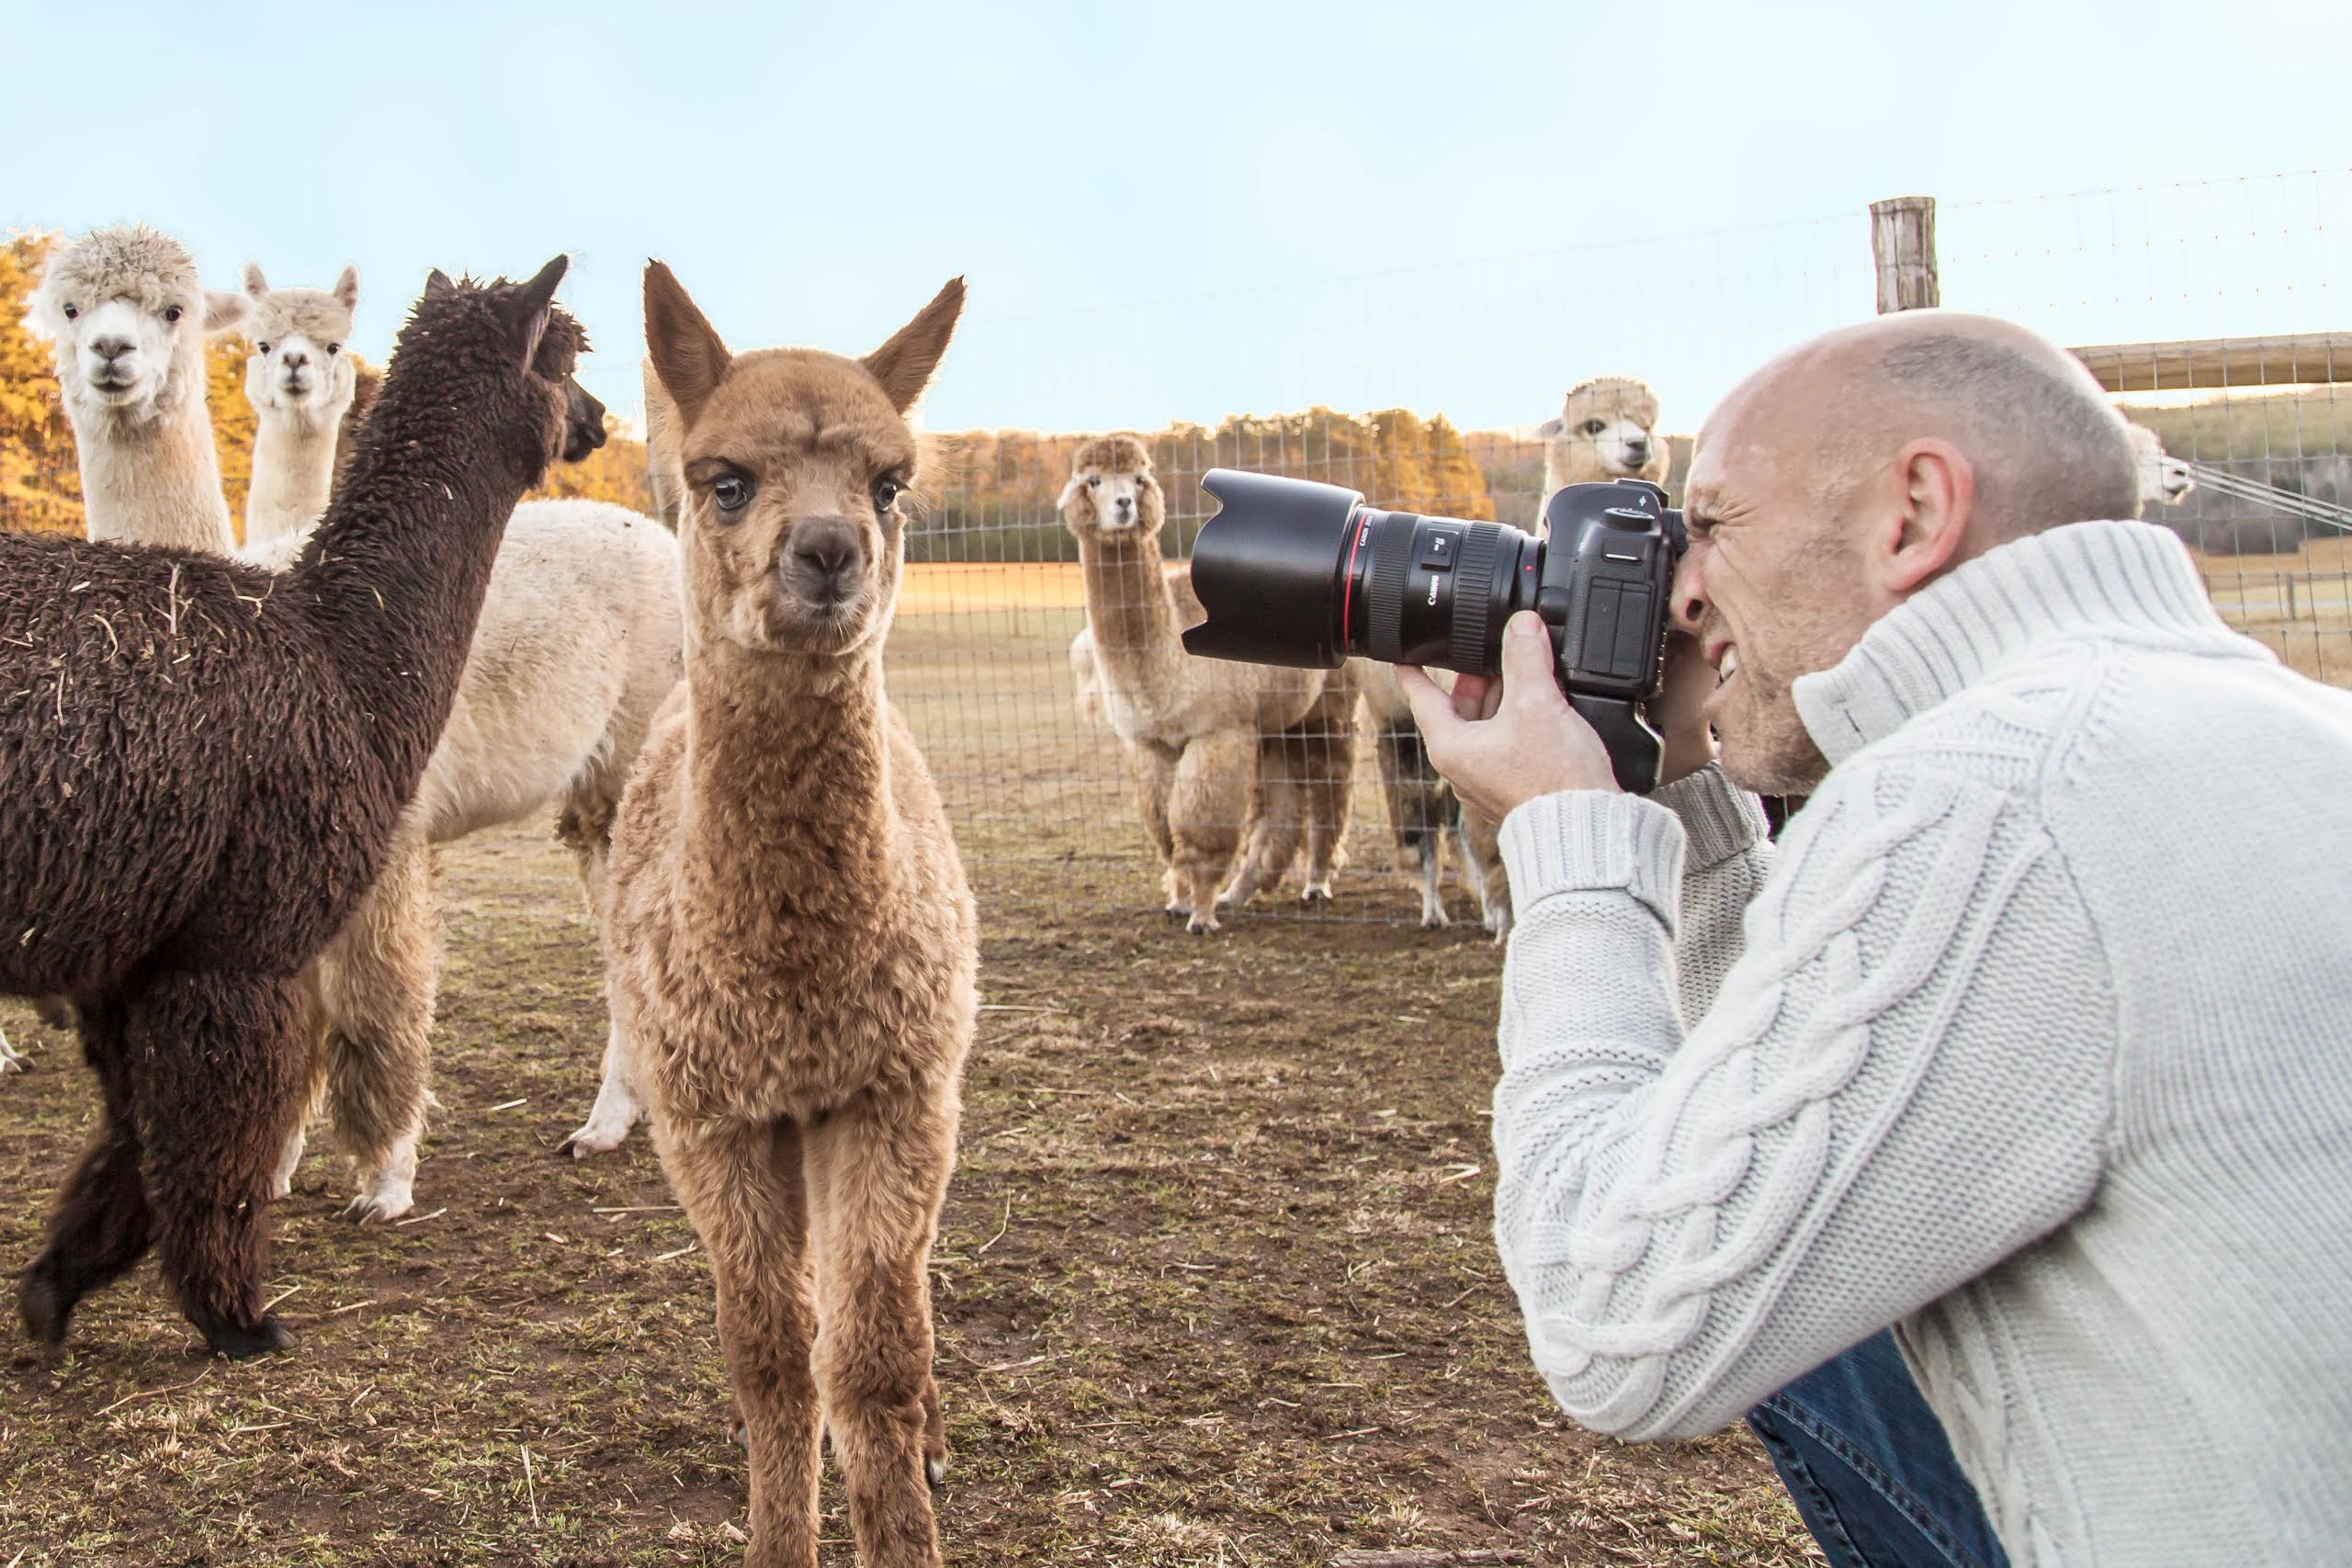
[1871,197,1940,313]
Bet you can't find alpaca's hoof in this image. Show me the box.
[18,1271,68,1347]
[340,1190,413,1225]
[1185,912,1220,935]
[1162,904,1187,922]
[205,1314,292,1360]
[926,1454,947,1489]
[1419,908,1453,931]
[1300,883,1334,905]
[0,1051,25,1077]
[559,1122,632,1160]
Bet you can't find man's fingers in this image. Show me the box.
[1396,666,1460,737]
[1450,671,1497,722]
[1499,613,1561,713]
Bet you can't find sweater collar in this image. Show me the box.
[1793,519,2263,765]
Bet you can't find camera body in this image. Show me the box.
[1182,470,1686,792]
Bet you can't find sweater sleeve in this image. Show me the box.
[1487,760,2115,1441]
[1643,762,1774,1022]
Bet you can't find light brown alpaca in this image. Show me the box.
[1060,436,1357,931]
[605,263,977,1568]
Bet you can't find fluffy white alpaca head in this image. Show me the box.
[24,224,245,430]
[2125,423,2196,510]
[239,261,360,432]
[1058,434,1160,539]
[1539,376,1668,487]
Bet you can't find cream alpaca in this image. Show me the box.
[160,264,684,1213]
[24,225,245,553]
[1061,436,1358,930]
[608,261,977,1568]
[1538,375,1670,511]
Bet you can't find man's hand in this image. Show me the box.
[1396,612,1619,819]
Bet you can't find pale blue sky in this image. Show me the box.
[7,0,2349,434]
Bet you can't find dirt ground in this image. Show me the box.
[0,601,1824,1566]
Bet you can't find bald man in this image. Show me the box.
[1402,311,2352,1568]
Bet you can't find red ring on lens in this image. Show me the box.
[1340,505,1369,652]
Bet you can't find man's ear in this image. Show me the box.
[1875,437,1974,598]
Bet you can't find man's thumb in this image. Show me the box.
[1500,612,1556,700]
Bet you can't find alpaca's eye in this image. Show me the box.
[326,342,342,356]
[1583,419,1606,436]
[164,306,183,324]
[711,476,751,513]
[256,342,272,355]
[872,476,901,513]
[1087,475,1100,489]
[61,303,78,321]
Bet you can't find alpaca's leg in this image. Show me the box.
[271,968,330,1201]
[0,1027,26,1075]
[1131,744,1183,919]
[127,970,309,1359]
[1453,806,1511,942]
[806,1092,955,1568]
[1297,720,1358,905]
[1217,735,1304,909]
[32,994,76,1033]
[558,821,647,1157]
[321,834,437,1223]
[1166,737,1247,935]
[658,1115,820,1568]
[19,999,152,1346]
[562,1016,646,1157]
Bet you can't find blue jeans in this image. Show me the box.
[1747,1331,2010,1568]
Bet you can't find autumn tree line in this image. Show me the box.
[3,230,1577,559]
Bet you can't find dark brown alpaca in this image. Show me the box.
[1,258,582,1359]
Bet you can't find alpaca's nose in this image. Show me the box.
[1623,436,1650,461]
[91,335,133,365]
[282,348,308,371]
[790,517,865,596]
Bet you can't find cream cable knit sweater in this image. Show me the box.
[1491,519,2352,1567]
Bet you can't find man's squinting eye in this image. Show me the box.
[711,476,752,513]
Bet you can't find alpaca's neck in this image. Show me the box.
[73,356,234,555]
[679,637,899,913]
[288,390,529,782]
[244,400,349,550]
[1078,530,1181,678]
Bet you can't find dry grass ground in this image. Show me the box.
[0,600,1816,1566]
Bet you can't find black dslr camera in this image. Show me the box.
[1180,471,1687,793]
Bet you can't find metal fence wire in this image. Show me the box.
[6,173,2348,930]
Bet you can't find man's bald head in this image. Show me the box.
[1719,310,2141,540]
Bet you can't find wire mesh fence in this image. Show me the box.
[4,173,2346,929]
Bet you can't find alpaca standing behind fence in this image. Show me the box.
[2,259,580,1357]
[607,262,978,1568]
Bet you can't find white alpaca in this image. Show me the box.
[234,260,363,553]
[2127,423,2197,510]
[165,263,686,1204]
[1538,375,1670,521]
[1450,375,1678,940]
[22,225,245,552]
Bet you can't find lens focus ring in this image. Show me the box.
[1449,524,1499,673]
[1365,511,1419,662]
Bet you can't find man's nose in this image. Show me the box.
[1669,549,1708,635]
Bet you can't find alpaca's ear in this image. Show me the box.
[1535,417,1563,439]
[863,276,966,413]
[240,260,269,300]
[1057,475,1087,516]
[424,268,457,299]
[203,290,248,336]
[643,261,730,430]
[332,264,360,312]
[503,254,569,367]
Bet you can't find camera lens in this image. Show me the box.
[1183,468,1541,677]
